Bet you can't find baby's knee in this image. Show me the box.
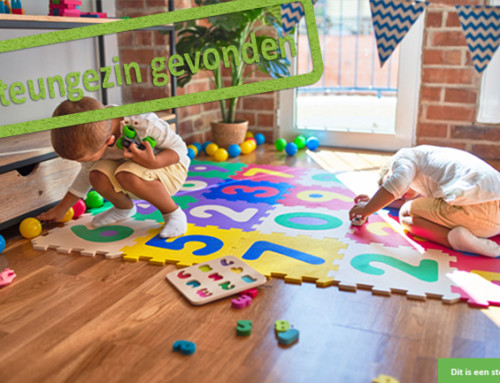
[89,170,112,192]
[115,171,143,191]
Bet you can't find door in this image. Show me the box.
[279,0,424,151]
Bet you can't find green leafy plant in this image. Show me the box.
[174,0,291,123]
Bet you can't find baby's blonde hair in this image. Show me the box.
[51,97,112,160]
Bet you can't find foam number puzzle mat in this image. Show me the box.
[32,160,500,307]
[165,256,266,305]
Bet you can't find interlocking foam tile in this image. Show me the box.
[346,211,415,248]
[188,160,247,179]
[295,168,344,187]
[330,242,461,303]
[447,270,500,308]
[121,223,346,286]
[252,205,352,240]
[32,214,160,259]
[277,183,355,210]
[203,179,294,205]
[230,164,309,184]
[185,198,274,231]
[176,176,225,196]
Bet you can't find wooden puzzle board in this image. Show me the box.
[32,160,500,307]
[166,256,266,305]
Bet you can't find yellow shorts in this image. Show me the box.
[90,159,187,198]
[409,197,500,238]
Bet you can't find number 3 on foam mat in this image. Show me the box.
[146,235,224,256]
[351,253,438,282]
[242,241,325,265]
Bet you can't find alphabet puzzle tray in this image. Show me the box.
[31,160,500,307]
[165,256,267,305]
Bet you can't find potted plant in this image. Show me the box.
[174,0,292,147]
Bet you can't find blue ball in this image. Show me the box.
[193,142,202,153]
[285,142,298,156]
[306,136,320,151]
[228,144,241,158]
[0,234,5,254]
[187,147,196,160]
[254,133,265,146]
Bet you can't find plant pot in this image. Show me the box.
[210,120,248,148]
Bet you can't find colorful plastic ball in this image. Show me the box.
[294,135,307,149]
[306,136,320,151]
[205,143,219,156]
[214,148,229,162]
[187,144,198,156]
[72,199,86,219]
[246,138,257,151]
[192,142,202,153]
[240,140,254,155]
[187,147,196,160]
[19,217,42,239]
[254,133,265,145]
[228,144,241,158]
[245,131,254,139]
[275,138,287,151]
[85,191,104,209]
[0,234,5,254]
[201,141,212,153]
[285,142,298,156]
[61,207,74,223]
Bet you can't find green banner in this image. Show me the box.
[439,358,500,382]
[0,0,323,138]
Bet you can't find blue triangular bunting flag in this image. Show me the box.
[456,5,500,73]
[281,0,318,34]
[370,0,427,66]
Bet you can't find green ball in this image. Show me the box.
[85,191,104,209]
[275,138,287,151]
[294,135,307,149]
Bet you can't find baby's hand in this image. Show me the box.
[123,141,158,168]
[38,206,66,223]
[349,198,370,226]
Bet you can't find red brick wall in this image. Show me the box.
[417,1,500,160]
[115,0,278,146]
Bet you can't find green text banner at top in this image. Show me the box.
[0,0,323,139]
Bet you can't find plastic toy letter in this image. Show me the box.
[0,0,323,139]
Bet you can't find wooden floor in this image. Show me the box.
[1,145,499,383]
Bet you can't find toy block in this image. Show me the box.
[277,328,299,345]
[49,9,80,17]
[236,320,252,336]
[239,288,258,298]
[12,8,23,14]
[274,320,290,333]
[11,0,21,9]
[81,12,108,18]
[172,340,196,355]
[0,268,16,287]
[231,294,252,309]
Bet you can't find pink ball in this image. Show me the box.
[72,199,87,219]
